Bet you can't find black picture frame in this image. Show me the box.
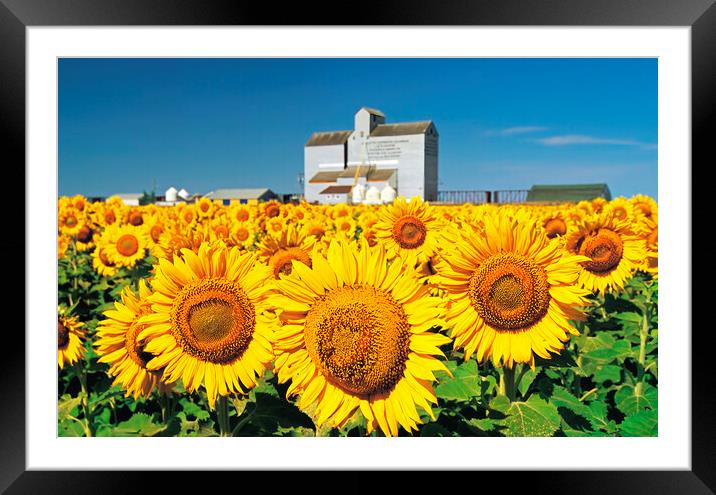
[3,0,707,492]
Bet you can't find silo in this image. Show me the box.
[165,186,178,202]
[364,186,381,205]
[351,184,366,204]
[380,185,396,204]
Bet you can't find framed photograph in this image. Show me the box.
[6,0,708,491]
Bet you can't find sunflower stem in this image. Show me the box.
[74,361,94,437]
[503,366,517,402]
[217,396,231,437]
[635,303,651,397]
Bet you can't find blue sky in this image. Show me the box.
[58,58,657,198]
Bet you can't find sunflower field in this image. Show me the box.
[57,194,658,437]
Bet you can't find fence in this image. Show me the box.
[437,189,529,204]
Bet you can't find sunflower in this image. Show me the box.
[258,225,317,280]
[232,204,255,224]
[95,280,172,399]
[262,200,282,219]
[565,212,647,293]
[271,239,450,437]
[152,227,207,261]
[374,196,442,266]
[332,216,357,240]
[101,224,148,268]
[229,222,257,249]
[437,210,591,368]
[58,234,71,259]
[540,210,570,240]
[58,307,86,368]
[92,246,119,277]
[630,194,658,221]
[74,224,95,252]
[136,242,276,408]
[195,197,215,219]
[126,208,145,227]
[58,207,84,236]
[638,215,658,277]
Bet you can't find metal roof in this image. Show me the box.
[360,107,385,117]
[370,121,433,137]
[305,130,352,147]
[113,193,143,199]
[320,185,353,195]
[309,171,343,183]
[527,184,612,202]
[309,167,397,184]
[366,169,396,182]
[338,165,372,178]
[207,188,275,199]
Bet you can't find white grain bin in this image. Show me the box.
[351,184,366,204]
[380,185,396,204]
[177,188,190,200]
[165,186,178,202]
[364,186,381,205]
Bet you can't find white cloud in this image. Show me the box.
[534,134,656,148]
[484,126,547,136]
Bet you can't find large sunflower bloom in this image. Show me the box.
[95,281,172,399]
[271,239,450,437]
[374,196,442,266]
[137,242,276,408]
[565,212,647,293]
[437,210,591,368]
[58,307,86,368]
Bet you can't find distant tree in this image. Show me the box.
[138,189,157,205]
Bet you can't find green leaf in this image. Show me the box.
[489,395,511,414]
[58,394,82,421]
[435,360,480,402]
[517,368,538,397]
[615,384,658,415]
[113,413,167,436]
[620,409,658,437]
[615,312,642,324]
[534,350,577,368]
[593,364,622,384]
[420,423,453,437]
[499,396,561,437]
[550,386,592,420]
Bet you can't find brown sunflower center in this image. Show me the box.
[392,215,427,249]
[116,234,139,257]
[58,321,70,349]
[128,211,143,226]
[200,201,210,213]
[580,229,624,273]
[269,247,312,279]
[99,248,115,267]
[125,322,155,369]
[543,218,567,238]
[613,206,628,219]
[77,226,93,243]
[265,204,280,218]
[468,253,551,331]
[64,215,78,228]
[150,225,163,243]
[214,225,229,239]
[104,210,116,224]
[235,227,250,242]
[183,210,194,223]
[170,279,255,363]
[236,209,250,222]
[636,202,652,217]
[304,285,411,396]
[308,225,325,239]
[647,227,658,248]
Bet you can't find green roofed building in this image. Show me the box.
[526,183,612,203]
